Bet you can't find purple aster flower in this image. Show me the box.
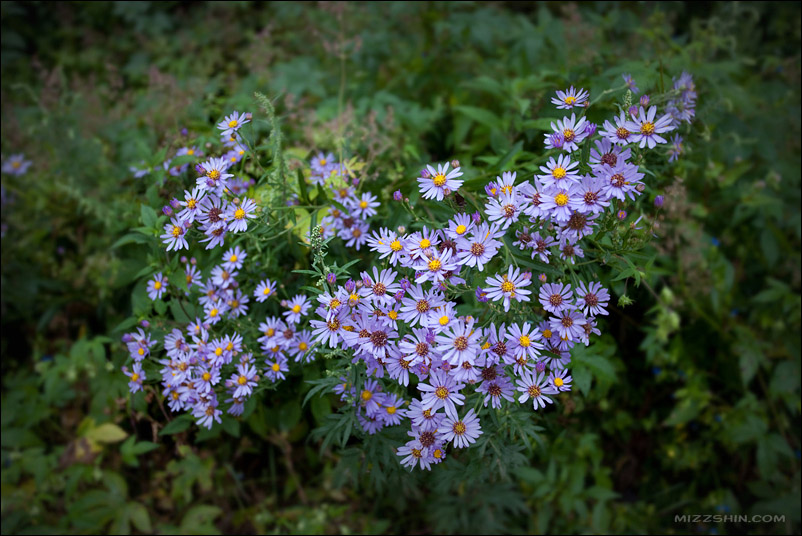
[435,318,482,367]
[558,239,584,264]
[549,368,573,392]
[404,398,444,433]
[366,227,407,266]
[575,281,610,316]
[228,363,258,398]
[484,265,532,312]
[667,133,684,162]
[222,246,246,271]
[147,272,168,300]
[340,220,370,250]
[599,160,645,202]
[397,436,427,470]
[414,248,458,285]
[196,157,233,195]
[2,154,32,176]
[356,318,398,359]
[217,110,250,138]
[254,279,276,302]
[283,294,311,324]
[418,162,464,201]
[570,174,611,215]
[600,111,635,146]
[226,198,257,233]
[551,86,589,109]
[666,71,696,126]
[539,282,573,314]
[475,287,488,302]
[529,231,556,263]
[506,322,544,362]
[400,285,445,327]
[624,105,676,149]
[309,308,347,348]
[485,191,522,230]
[361,266,401,305]
[544,113,589,153]
[589,139,632,171]
[559,210,598,243]
[516,371,557,410]
[419,369,465,420]
[550,310,587,340]
[161,217,189,251]
[622,73,639,94]
[538,154,580,188]
[193,397,223,429]
[349,192,380,219]
[445,213,475,241]
[455,222,503,272]
[437,408,482,448]
[378,393,406,426]
[123,363,145,394]
[539,184,578,223]
[476,367,515,409]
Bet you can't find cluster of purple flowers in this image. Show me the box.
[313,152,381,250]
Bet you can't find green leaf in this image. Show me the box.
[454,105,502,129]
[86,423,128,444]
[159,415,192,436]
[180,505,222,535]
[127,502,152,533]
[140,204,157,228]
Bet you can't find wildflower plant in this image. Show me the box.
[121,72,696,473]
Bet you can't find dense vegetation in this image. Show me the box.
[1,2,800,534]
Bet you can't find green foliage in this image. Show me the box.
[2,2,800,534]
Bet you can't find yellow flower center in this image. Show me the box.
[202,372,211,382]
[554,377,564,387]
[209,308,218,317]
[420,238,431,248]
[229,255,238,263]
[267,328,275,337]
[542,329,552,339]
[299,342,308,351]
[428,259,442,272]
[292,304,301,314]
[553,167,567,179]
[388,310,398,320]
[172,226,182,237]
[390,240,402,252]
[455,224,467,235]
[187,198,197,209]
[386,406,397,415]
[131,373,139,382]
[237,375,248,385]
[228,120,238,128]
[187,149,195,155]
[272,363,280,372]
[320,159,327,166]
[215,347,223,357]
[234,208,245,220]
[208,169,220,180]
[564,96,577,105]
[154,281,162,290]
[563,128,576,142]
[640,121,656,135]
[555,193,569,206]
[439,315,450,326]
[433,173,447,187]
[359,200,368,209]
[435,386,449,399]
[501,281,515,293]
[453,422,467,435]
[519,335,531,347]
[137,348,145,356]
[12,161,21,169]
[361,390,372,401]
[329,298,341,309]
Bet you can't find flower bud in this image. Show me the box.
[617,210,627,220]
[420,168,430,179]
[393,190,403,202]
[162,205,173,217]
[345,279,356,293]
[397,225,406,235]
[180,256,188,263]
[326,273,337,285]
[450,160,460,168]
[654,195,664,208]
[535,361,546,373]
[140,320,150,328]
[538,273,547,283]
[170,197,181,209]
[635,183,645,193]
[639,95,650,107]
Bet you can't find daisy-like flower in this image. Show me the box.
[193,397,223,429]
[589,138,632,171]
[537,154,581,188]
[340,220,369,250]
[435,318,482,367]
[559,239,585,264]
[426,301,459,335]
[226,198,257,233]
[600,111,635,146]
[405,226,440,262]
[575,281,610,317]
[599,160,645,202]
[161,217,189,251]
[228,363,258,398]
[437,409,482,448]
[349,192,380,219]
[226,290,249,318]
[414,247,458,285]
[196,157,233,195]
[200,221,228,250]
[178,187,206,223]
[264,354,289,382]
[444,213,475,241]
[2,154,32,176]
[625,105,676,149]
[357,318,398,359]
[203,299,227,325]
[283,294,311,325]
[667,133,684,163]
[570,174,610,215]
[484,266,532,312]
[559,211,598,243]
[476,368,515,409]
[400,285,445,326]
[311,151,335,175]
[147,272,168,300]
[217,111,250,138]
[550,310,587,340]
[485,191,522,230]
[506,322,544,361]
[288,330,314,363]
[379,393,406,426]
[622,73,639,94]
[544,113,589,153]
[550,368,573,392]
[309,308,347,348]
[528,232,556,264]
[517,371,557,410]
[540,184,577,223]
[367,228,407,265]
[123,363,145,394]
[539,282,574,314]
[404,398,444,433]
[397,437,427,470]
[254,279,276,302]
[419,369,465,420]
[211,265,237,288]
[551,86,589,109]
[666,71,697,126]
[418,162,464,201]
[222,246,246,271]
[361,267,400,305]
[398,327,438,368]
[494,171,519,197]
